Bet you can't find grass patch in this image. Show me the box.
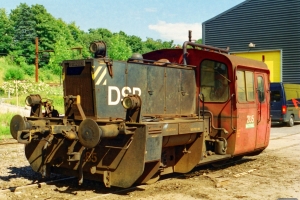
[1,82,64,114]
[0,57,14,86]
[0,112,16,137]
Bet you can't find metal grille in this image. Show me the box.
[64,61,95,117]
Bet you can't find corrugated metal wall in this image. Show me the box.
[203,0,300,83]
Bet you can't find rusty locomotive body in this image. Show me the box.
[10,37,270,188]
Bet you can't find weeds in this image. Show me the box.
[0,112,16,137]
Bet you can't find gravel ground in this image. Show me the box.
[0,129,299,200]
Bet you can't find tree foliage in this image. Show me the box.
[0,9,13,55]
[108,34,132,61]
[0,3,202,80]
[9,3,37,64]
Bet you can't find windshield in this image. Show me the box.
[200,60,229,102]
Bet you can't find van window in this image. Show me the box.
[271,91,281,102]
[200,60,229,102]
[285,89,298,101]
[237,70,255,102]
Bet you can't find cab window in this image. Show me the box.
[257,76,265,102]
[237,70,255,102]
[200,60,229,102]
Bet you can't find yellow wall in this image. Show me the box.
[232,51,281,82]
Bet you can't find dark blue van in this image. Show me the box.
[270,82,300,127]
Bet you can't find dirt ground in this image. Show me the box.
[0,126,299,200]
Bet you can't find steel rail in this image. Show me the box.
[0,177,75,194]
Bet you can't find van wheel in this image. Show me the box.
[287,115,294,127]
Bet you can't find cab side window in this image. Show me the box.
[257,76,265,102]
[200,60,229,102]
[237,70,255,103]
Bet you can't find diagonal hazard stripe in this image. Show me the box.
[94,66,101,78]
[95,66,107,85]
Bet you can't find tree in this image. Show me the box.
[124,34,144,53]
[47,36,80,75]
[31,4,56,50]
[142,38,174,54]
[2,3,182,78]
[107,33,132,61]
[196,38,202,44]
[68,22,84,41]
[9,3,37,64]
[0,8,13,55]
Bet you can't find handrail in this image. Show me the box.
[182,41,229,65]
[230,94,237,131]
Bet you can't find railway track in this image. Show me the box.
[0,137,17,145]
[0,141,18,146]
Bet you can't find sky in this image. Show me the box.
[1,0,245,45]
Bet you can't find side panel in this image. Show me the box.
[94,61,127,119]
[165,67,181,114]
[234,103,257,154]
[283,83,300,122]
[94,60,196,118]
[180,69,196,114]
[146,66,165,114]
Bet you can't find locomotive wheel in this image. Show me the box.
[78,118,102,148]
[10,115,26,139]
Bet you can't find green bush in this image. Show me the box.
[0,87,4,96]
[21,64,35,76]
[4,67,24,81]
[39,69,54,82]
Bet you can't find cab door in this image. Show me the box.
[255,72,270,148]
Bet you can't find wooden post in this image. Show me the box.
[35,37,38,82]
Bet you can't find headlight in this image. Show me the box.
[122,95,141,110]
[25,94,42,106]
[89,41,107,58]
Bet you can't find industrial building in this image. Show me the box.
[202,0,300,83]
